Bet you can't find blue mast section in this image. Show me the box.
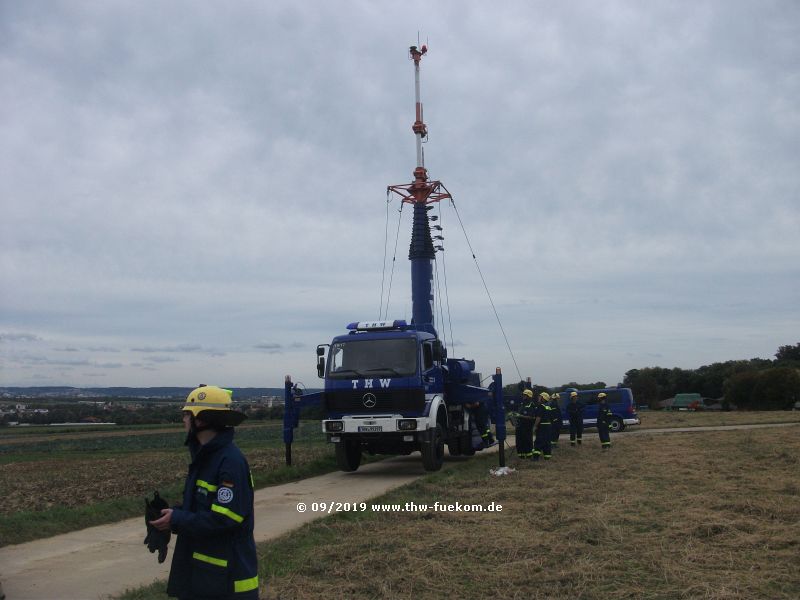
[409,202,436,335]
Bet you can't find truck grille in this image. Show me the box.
[324,388,426,414]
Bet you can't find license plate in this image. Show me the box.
[358,425,382,432]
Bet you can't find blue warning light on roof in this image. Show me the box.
[346,320,409,331]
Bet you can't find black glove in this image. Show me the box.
[144,491,171,563]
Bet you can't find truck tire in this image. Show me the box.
[421,424,445,472]
[461,431,476,456]
[609,417,624,433]
[447,436,462,457]
[335,438,362,472]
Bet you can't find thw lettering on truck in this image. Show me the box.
[352,379,392,389]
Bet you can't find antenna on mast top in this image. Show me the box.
[388,42,450,206]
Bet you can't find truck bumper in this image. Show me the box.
[323,416,428,436]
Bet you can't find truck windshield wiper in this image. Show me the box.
[365,368,402,375]
[332,369,365,377]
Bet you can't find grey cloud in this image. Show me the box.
[9,353,123,369]
[131,344,204,353]
[143,356,179,364]
[254,343,283,354]
[0,332,42,342]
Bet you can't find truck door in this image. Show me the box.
[421,340,443,394]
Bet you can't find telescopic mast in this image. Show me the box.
[387,45,452,337]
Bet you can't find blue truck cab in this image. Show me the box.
[558,387,640,432]
[318,320,500,472]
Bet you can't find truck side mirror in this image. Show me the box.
[317,356,325,378]
[316,346,326,356]
[432,340,444,362]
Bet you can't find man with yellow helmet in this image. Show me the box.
[567,391,584,446]
[532,391,553,460]
[597,392,612,450]
[514,388,536,459]
[149,385,260,599]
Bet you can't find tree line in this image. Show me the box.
[623,343,799,410]
[500,343,800,411]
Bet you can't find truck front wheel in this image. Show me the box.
[335,438,362,472]
[421,424,445,472]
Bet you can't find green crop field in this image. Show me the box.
[0,420,331,546]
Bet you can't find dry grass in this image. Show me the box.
[637,410,800,430]
[259,425,800,599]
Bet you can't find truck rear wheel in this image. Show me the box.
[422,424,445,472]
[446,438,461,456]
[335,439,362,472]
[461,431,476,456]
[609,417,624,433]
[447,430,466,456]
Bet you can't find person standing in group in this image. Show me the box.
[567,391,584,446]
[149,385,260,599]
[549,392,562,448]
[597,392,613,450]
[514,388,536,459]
[533,391,553,461]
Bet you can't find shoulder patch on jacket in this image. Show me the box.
[217,487,234,504]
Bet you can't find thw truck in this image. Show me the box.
[283,45,506,472]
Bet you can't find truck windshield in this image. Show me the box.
[327,338,417,379]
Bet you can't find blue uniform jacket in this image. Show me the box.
[534,403,551,426]
[598,404,613,426]
[167,428,259,599]
[518,400,536,419]
[567,401,583,420]
[548,401,562,426]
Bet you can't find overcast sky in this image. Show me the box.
[1,1,798,390]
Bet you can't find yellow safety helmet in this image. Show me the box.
[598,392,607,399]
[538,392,550,402]
[570,391,578,398]
[551,392,560,400]
[522,389,534,398]
[183,385,246,426]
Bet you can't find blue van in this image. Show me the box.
[557,387,640,432]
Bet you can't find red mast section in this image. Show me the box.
[387,45,452,205]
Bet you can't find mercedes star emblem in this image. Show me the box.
[362,393,377,408]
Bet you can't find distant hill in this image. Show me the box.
[0,387,294,400]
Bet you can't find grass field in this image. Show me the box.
[116,413,800,599]
[636,409,800,429]
[0,420,333,546]
[3,411,798,547]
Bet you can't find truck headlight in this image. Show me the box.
[397,419,417,431]
[325,421,344,432]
